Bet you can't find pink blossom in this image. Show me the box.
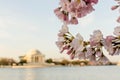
[76,33,84,40]
[58,12,69,24]
[71,39,81,50]
[98,56,109,65]
[85,0,98,4]
[54,0,98,24]
[59,0,70,11]
[60,45,70,53]
[67,48,73,55]
[113,26,120,36]
[96,49,103,57]
[56,41,64,50]
[76,7,88,18]
[63,14,69,24]
[69,17,78,24]
[118,2,120,4]
[54,7,61,14]
[54,8,64,20]
[67,0,78,14]
[58,24,69,37]
[89,54,96,61]
[70,33,85,59]
[89,40,98,47]
[92,30,103,42]
[54,8,69,23]
[117,16,120,23]
[77,0,86,8]
[70,53,75,59]
[114,48,120,55]
[111,5,119,10]
[86,47,95,58]
[86,4,94,13]
[76,3,94,18]
[58,37,65,42]
[75,45,85,54]
[90,0,98,4]
[78,52,85,59]
[91,30,102,38]
[70,33,84,50]
[90,30,103,47]
[104,36,115,45]
[76,10,87,18]
[59,24,69,33]
[103,36,115,55]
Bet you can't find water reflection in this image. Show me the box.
[24,69,36,80]
[0,66,120,80]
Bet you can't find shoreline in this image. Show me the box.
[0,63,57,68]
[0,64,118,68]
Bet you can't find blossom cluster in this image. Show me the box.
[104,27,120,56]
[56,25,120,64]
[55,0,120,64]
[54,0,98,25]
[111,0,120,23]
[56,24,117,64]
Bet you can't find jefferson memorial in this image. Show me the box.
[19,49,45,64]
[15,49,54,68]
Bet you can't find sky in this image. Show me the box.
[0,0,120,62]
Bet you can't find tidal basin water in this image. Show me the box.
[0,66,120,80]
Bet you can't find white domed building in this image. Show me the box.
[16,49,55,68]
[20,49,45,64]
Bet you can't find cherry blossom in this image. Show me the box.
[96,49,103,57]
[56,24,70,52]
[111,5,119,10]
[58,24,69,37]
[54,0,98,25]
[84,0,98,4]
[89,30,103,47]
[85,47,95,58]
[56,37,65,50]
[103,36,115,55]
[70,34,84,51]
[97,55,110,65]
[59,0,70,11]
[69,17,78,24]
[78,51,86,59]
[113,26,120,36]
[67,47,74,55]
[117,16,120,23]
[114,48,120,55]
[55,0,120,64]
[111,0,120,23]
[88,54,96,61]
[69,33,85,59]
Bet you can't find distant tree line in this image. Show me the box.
[0,57,28,66]
[18,59,27,65]
[45,58,116,66]
[0,58,16,66]
[45,58,89,66]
